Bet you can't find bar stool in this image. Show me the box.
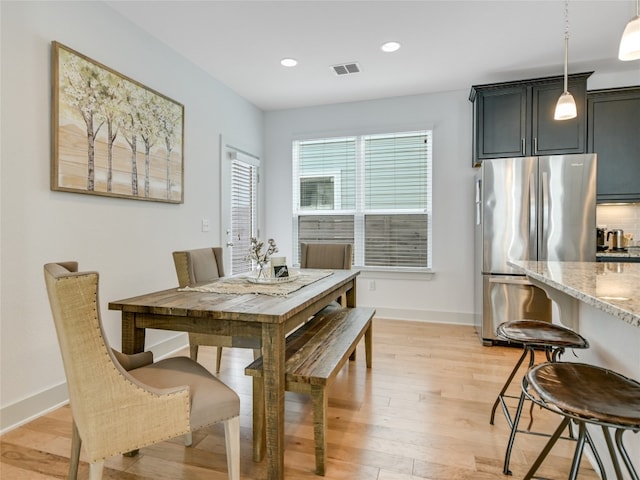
[523,362,640,480]
[490,319,591,475]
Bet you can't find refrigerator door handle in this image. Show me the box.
[540,170,549,259]
[529,175,537,260]
[489,276,533,286]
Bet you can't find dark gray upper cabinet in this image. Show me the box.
[587,86,640,203]
[470,72,592,166]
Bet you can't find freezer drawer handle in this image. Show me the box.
[489,277,533,286]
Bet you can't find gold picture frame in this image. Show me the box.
[51,41,184,203]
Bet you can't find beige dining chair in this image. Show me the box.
[173,247,260,374]
[44,262,240,480]
[300,242,353,307]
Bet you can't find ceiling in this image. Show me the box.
[107,1,640,111]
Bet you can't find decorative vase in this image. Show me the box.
[255,261,270,279]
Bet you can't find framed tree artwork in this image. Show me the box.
[51,41,184,203]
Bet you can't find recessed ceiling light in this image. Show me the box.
[381,41,401,53]
[280,58,298,67]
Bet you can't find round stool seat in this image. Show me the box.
[492,319,593,475]
[497,320,589,349]
[527,362,640,428]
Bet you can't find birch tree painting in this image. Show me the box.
[51,42,184,203]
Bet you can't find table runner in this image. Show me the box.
[178,269,334,297]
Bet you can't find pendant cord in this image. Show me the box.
[563,0,569,94]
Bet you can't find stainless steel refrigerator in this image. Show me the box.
[474,154,597,345]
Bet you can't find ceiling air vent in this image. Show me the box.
[330,62,360,76]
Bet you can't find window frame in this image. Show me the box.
[292,129,433,272]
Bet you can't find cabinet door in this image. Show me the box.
[476,87,528,160]
[532,77,587,156]
[588,88,640,203]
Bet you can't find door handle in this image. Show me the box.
[489,277,532,286]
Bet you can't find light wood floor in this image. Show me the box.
[1,319,601,479]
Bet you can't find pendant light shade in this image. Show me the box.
[555,92,577,120]
[618,0,640,61]
[554,0,577,121]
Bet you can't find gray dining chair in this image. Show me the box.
[300,242,353,307]
[173,247,260,373]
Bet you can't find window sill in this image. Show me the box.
[355,267,435,281]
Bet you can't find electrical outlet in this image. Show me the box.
[368,280,376,291]
[201,218,210,232]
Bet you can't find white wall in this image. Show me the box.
[264,91,477,324]
[262,69,640,325]
[0,1,263,431]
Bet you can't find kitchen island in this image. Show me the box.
[508,260,639,477]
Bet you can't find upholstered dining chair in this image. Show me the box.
[173,247,260,374]
[44,262,240,480]
[300,242,353,307]
[173,247,227,372]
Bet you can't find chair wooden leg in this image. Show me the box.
[68,420,81,480]
[190,343,199,361]
[215,347,223,374]
[89,460,104,480]
[311,384,327,476]
[224,416,241,480]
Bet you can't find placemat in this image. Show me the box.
[178,269,334,297]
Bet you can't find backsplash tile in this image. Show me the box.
[597,203,640,247]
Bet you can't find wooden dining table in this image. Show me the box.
[109,268,359,480]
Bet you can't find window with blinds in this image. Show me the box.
[292,130,432,269]
[230,158,257,274]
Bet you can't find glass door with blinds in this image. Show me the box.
[221,145,260,275]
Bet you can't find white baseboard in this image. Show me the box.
[0,333,189,435]
[366,306,474,326]
[0,382,70,436]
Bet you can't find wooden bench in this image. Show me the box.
[245,306,375,475]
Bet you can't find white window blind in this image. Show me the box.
[293,130,432,269]
[231,158,257,274]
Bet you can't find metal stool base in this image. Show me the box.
[523,362,640,480]
[490,320,591,476]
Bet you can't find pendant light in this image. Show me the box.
[554,0,577,120]
[619,0,640,61]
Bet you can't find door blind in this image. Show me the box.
[231,159,256,274]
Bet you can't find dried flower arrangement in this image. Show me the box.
[246,237,278,277]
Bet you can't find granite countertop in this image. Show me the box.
[507,260,640,328]
[596,246,640,258]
